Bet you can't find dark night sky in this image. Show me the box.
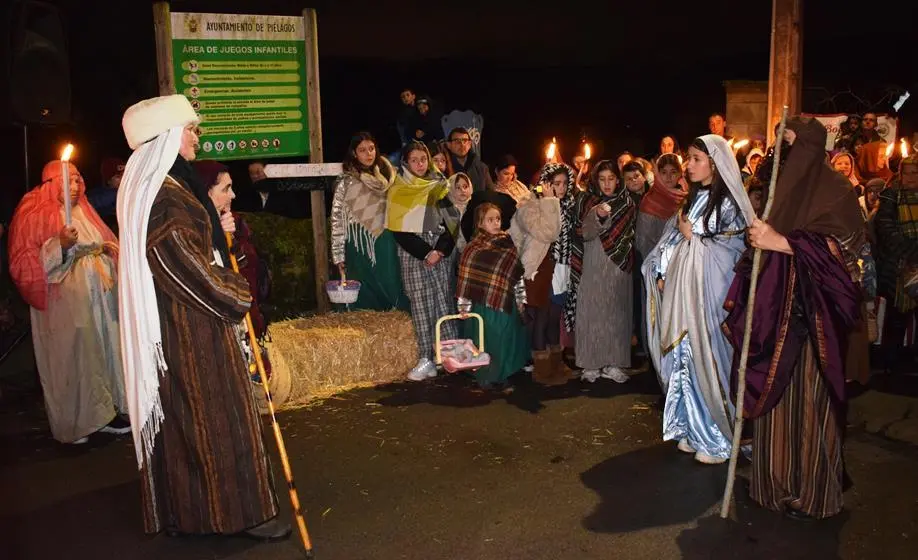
[2,0,916,212]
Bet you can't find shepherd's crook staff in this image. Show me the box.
[720,106,789,519]
[226,232,315,557]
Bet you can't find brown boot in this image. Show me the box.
[531,350,552,385]
[546,345,571,386]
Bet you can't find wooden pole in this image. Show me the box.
[152,2,176,95]
[766,0,802,146]
[720,106,789,519]
[302,8,329,313]
[225,233,314,557]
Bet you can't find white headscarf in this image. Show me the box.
[116,126,183,468]
[699,134,756,225]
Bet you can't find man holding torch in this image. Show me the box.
[7,154,127,445]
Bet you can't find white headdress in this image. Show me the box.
[699,134,755,225]
[117,94,199,468]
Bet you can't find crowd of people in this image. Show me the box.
[2,86,916,543]
[333,101,918,522]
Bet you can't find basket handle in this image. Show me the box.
[434,313,484,365]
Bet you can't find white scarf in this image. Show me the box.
[116,126,183,469]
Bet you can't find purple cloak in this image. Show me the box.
[723,230,861,419]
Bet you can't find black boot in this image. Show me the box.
[239,517,292,542]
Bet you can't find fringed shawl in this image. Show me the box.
[339,158,396,263]
[343,158,395,237]
[566,162,637,331]
[117,126,183,469]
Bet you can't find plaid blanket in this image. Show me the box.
[572,191,636,273]
[457,231,523,313]
[565,186,636,331]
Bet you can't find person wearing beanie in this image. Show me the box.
[409,95,444,143]
[117,94,288,541]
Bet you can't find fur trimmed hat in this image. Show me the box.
[122,94,199,150]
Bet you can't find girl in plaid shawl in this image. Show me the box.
[569,160,636,383]
[457,203,529,391]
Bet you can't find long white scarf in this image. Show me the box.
[116,126,183,469]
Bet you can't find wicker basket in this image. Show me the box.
[325,279,361,304]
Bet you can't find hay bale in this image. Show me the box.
[264,310,417,409]
[253,348,292,415]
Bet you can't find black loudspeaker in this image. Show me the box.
[7,1,70,124]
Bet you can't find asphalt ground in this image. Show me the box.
[2,367,916,560]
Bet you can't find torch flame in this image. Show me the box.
[732,139,750,151]
[61,144,74,162]
[546,137,557,161]
[885,142,895,158]
[677,154,684,165]
[726,138,735,148]
[584,143,592,161]
[901,138,909,158]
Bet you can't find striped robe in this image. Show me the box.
[140,177,277,535]
[750,343,844,518]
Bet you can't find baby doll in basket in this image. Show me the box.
[439,339,491,371]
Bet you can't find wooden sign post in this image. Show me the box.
[152,2,175,95]
[152,2,332,312]
[303,8,330,313]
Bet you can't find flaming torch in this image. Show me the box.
[545,137,557,162]
[583,142,592,161]
[732,139,749,153]
[61,144,74,225]
[901,138,909,158]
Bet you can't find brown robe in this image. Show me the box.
[140,177,277,535]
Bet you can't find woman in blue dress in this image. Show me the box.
[642,134,755,465]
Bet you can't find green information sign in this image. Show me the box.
[171,12,310,161]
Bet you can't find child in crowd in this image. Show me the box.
[457,203,529,392]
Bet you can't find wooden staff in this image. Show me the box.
[226,231,315,557]
[720,106,789,519]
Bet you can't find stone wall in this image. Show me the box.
[724,80,768,140]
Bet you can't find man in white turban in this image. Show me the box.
[117,94,288,540]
